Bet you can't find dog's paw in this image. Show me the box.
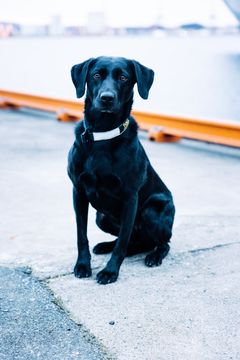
[145,251,162,267]
[96,268,119,285]
[74,262,92,278]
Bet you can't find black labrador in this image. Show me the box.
[68,56,175,284]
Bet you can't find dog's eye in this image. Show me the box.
[119,75,128,82]
[93,73,101,80]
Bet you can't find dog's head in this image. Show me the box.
[71,56,154,115]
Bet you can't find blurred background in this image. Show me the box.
[0,0,240,120]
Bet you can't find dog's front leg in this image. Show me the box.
[96,195,138,284]
[73,186,91,278]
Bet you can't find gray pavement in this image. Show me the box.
[0,267,109,360]
[0,108,240,360]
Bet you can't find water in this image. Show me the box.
[0,35,240,121]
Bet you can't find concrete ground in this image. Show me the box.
[0,108,240,360]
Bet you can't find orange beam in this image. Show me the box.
[0,89,84,121]
[0,89,240,148]
[133,110,240,147]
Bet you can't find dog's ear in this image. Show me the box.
[71,58,94,98]
[131,60,154,99]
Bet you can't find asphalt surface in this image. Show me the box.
[0,108,240,360]
[0,266,109,360]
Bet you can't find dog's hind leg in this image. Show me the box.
[93,240,117,254]
[93,212,119,254]
[142,193,175,267]
[144,242,170,267]
[94,212,155,256]
[126,230,155,256]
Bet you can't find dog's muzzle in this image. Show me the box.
[98,91,117,112]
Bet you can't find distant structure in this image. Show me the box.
[49,15,64,36]
[0,0,239,38]
[0,22,20,37]
[87,12,106,35]
[224,0,240,21]
[20,25,48,36]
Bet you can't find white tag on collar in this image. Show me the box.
[85,119,130,142]
[93,127,121,141]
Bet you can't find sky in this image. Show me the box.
[0,0,238,27]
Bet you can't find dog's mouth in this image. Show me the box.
[97,103,117,113]
[100,109,114,113]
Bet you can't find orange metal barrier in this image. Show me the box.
[0,89,240,148]
[0,89,84,121]
[133,110,240,147]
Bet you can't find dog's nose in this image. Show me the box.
[100,92,115,103]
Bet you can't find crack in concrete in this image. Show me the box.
[39,242,240,282]
[188,241,240,255]
[41,271,74,282]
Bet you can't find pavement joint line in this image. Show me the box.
[41,271,74,282]
[188,241,240,255]
[41,279,116,360]
[9,266,116,360]
[31,241,240,283]
[2,239,239,280]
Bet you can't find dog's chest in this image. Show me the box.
[80,150,125,213]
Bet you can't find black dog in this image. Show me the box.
[68,56,175,284]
